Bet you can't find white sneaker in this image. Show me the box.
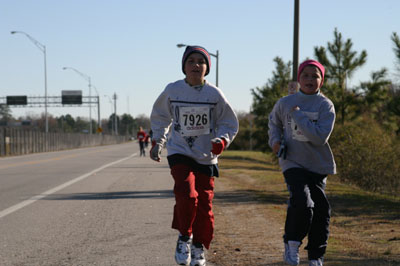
[175,234,192,265]
[309,258,323,266]
[284,240,300,265]
[190,243,206,266]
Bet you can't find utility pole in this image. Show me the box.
[88,77,92,134]
[97,95,101,134]
[288,0,301,95]
[113,93,118,135]
[292,0,300,80]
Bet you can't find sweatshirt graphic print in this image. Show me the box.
[268,91,336,175]
[151,80,239,165]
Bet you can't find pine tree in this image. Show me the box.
[314,28,367,124]
[250,57,291,151]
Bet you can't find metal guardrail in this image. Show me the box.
[0,127,130,157]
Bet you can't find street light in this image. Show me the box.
[292,0,300,81]
[104,94,117,135]
[287,0,300,95]
[62,67,93,134]
[104,95,114,134]
[90,84,101,133]
[11,31,48,133]
[176,43,219,87]
[113,93,118,135]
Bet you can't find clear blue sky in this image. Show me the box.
[1,0,399,120]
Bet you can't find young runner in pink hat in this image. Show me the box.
[269,59,336,266]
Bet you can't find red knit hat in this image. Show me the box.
[297,59,325,87]
[182,46,211,76]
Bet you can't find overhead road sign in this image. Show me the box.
[7,96,27,105]
[62,90,82,105]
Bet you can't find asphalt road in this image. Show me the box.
[0,142,212,266]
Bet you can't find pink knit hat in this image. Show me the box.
[297,59,325,87]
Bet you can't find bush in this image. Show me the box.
[330,116,400,195]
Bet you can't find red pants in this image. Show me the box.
[170,164,215,249]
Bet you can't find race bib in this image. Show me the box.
[179,106,210,136]
[291,111,319,141]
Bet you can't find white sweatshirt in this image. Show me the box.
[150,79,239,165]
[268,90,336,175]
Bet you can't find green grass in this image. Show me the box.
[219,150,282,181]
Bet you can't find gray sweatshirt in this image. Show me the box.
[268,90,336,175]
[150,79,239,165]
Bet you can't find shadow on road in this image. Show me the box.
[43,190,174,200]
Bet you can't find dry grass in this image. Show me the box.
[209,150,400,266]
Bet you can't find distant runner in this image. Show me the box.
[137,126,147,157]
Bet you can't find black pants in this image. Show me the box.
[283,168,331,260]
[139,141,145,156]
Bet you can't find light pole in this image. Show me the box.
[292,0,300,81]
[91,85,101,133]
[62,67,93,134]
[113,93,118,135]
[104,95,114,134]
[11,31,48,133]
[176,43,219,87]
[287,0,301,95]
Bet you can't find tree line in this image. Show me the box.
[230,28,400,195]
[0,106,150,137]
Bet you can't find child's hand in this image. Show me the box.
[150,140,163,162]
[211,138,226,155]
[272,142,281,154]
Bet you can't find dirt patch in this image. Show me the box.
[208,169,400,266]
[208,171,302,266]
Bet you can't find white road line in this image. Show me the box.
[0,152,137,219]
